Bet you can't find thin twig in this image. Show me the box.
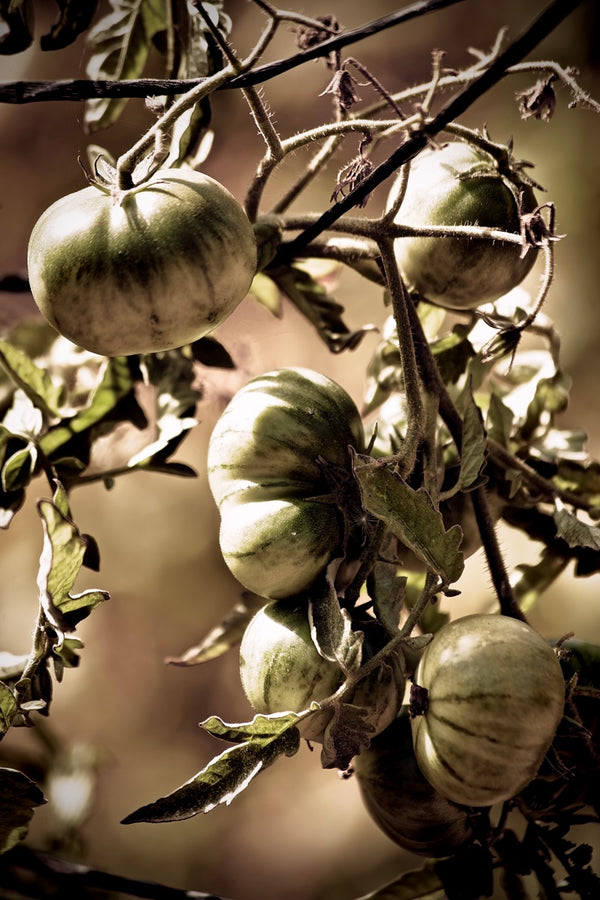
[0,844,233,900]
[0,1,467,105]
[403,293,526,621]
[274,0,585,265]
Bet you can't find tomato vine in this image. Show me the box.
[0,1,599,899]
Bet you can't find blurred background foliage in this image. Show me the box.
[0,1,599,898]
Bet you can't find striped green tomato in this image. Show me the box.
[410,614,565,807]
[27,168,257,356]
[389,141,538,309]
[239,598,343,719]
[239,599,404,743]
[207,367,365,599]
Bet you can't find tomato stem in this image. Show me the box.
[404,296,527,622]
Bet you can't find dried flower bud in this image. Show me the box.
[331,154,374,207]
[519,200,564,255]
[516,75,557,122]
[296,15,340,54]
[320,69,361,112]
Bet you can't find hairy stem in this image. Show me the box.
[404,297,525,621]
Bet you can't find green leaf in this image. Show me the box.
[269,264,375,352]
[356,864,445,899]
[0,0,34,54]
[457,377,487,490]
[367,560,406,637]
[161,4,231,168]
[40,0,99,51]
[165,594,265,666]
[39,355,141,461]
[0,681,18,735]
[554,505,600,551]
[0,768,45,854]
[2,390,44,440]
[122,720,300,823]
[0,341,62,418]
[485,391,514,447]
[355,460,464,586]
[36,498,109,639]
[511,548,570,613]
[52,637,84,682]
[553,458,600,507]
[0,486,26,529]
[320,700,376,770]
[190,336,235,370]
[200,712,301,743]
[431,332,474,386]
[250,272,283,317]
[309,572,363,676]
[129,350,200,470]
[1,444,36,493]
[85,0,168,132]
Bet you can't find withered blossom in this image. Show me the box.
[296,15,341,68]
[331,154,374,207]
[519,200,565,257]
[320,68,361,112]
[516,75,557,122]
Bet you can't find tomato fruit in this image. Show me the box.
[410,614,565,807]
[239,598,343,718]
[354,708,474,857]
[239,599,404,743]
[27,168,257,356]
[389,141,538,309]
[207,367,365,599]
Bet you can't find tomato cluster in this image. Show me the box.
[27,145,566,857]
[207,362,565,854]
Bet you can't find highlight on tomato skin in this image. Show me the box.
[388,140,539,310]
[26,168,258,357]
[409,614,566,808]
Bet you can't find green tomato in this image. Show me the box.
[239,598,343,718]
[27,168,257,356]
[239,599,404,744]
[354,708,473,857]
[410,614,565,807]
[389,141,538,309]
[207,367,365,599]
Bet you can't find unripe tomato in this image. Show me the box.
[410,614,565,807]
[239,598,343,718]
[239,600,404,744]
[354,708,474,857]
[388,141,538,309]
[207,367,365,599]
[27,168,257,356]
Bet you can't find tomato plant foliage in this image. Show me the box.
[1,1,600,899]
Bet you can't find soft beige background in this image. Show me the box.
[1,2,599,898]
